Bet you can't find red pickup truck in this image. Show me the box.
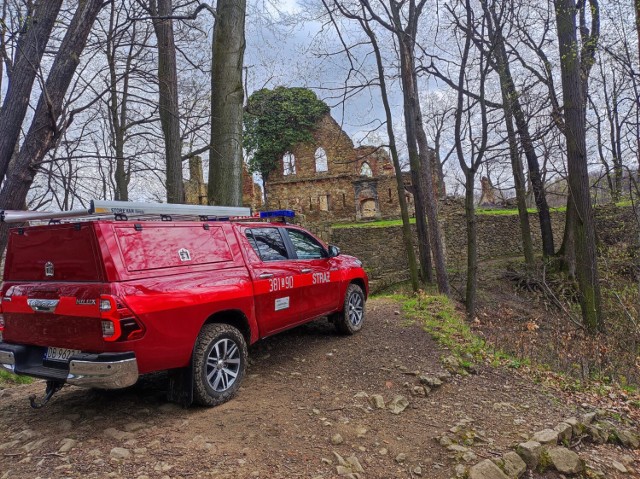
[0,201,368,407]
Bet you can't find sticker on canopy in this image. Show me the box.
[178,248,192,261]
[275,297,290,311]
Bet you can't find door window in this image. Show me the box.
[287,229,327,260]
[246,228,288,261]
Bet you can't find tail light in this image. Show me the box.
[99,295,145,342]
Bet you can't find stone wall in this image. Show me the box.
[326,203,639,293]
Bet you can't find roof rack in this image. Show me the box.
[0,200,252,224]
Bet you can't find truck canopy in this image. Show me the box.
[4,223,105,282]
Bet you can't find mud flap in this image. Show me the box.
[167,364,193,407]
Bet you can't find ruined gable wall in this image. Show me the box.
[266,113,406,222]
[269,114,358,182]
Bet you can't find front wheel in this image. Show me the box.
[333,283,366,335]
[192,323,247,407]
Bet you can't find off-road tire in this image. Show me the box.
[333,283,366,335]
[192,323,247,407]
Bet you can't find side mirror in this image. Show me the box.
[328,245,340,258]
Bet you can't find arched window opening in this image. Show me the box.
[315,147,328,172]
[360,162,373,177]
[283,152,296,176]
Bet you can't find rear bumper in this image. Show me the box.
[0,343,138,389]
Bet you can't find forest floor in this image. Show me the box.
[0,297,638,479]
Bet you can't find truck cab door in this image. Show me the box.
[282,228,341,318]
[243,227,303,335]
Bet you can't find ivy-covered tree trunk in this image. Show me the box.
[554,0,603,333]
[208,0,246,207]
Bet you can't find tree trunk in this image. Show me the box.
[480,2,534,265]
[558,196,577,277]
[555,0,603,333]
[636,0,640,175]
[208,0,246,207]
[363,18,420,292]
[414,80,450,295]
[0,0,63,183]
[107,2,132,202]
[483,3,554,257]
[0,0,104,253]
[636,0,640,66]
[397,38,433,285]
[151,0,184,204]
[511,93,555,256]
[432,149,446,198]
[506,110,535,265]
[464,169,478,319]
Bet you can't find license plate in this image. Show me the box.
[45,347,81,362]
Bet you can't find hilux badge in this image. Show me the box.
[45,261,54,277]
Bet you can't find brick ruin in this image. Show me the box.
[184,113,417,223]
[264,114,414,222]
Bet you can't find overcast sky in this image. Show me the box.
[244,0,404,146]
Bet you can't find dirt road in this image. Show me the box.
[0,298,635,478]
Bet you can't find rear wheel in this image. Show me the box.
[192,323,247,407]
[333,283,366,335]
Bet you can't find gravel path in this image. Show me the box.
[0,298,635,478]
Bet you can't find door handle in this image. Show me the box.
[300,268,312,274]
[259,273,274,279]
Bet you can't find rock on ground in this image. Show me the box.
[468,459,510,479]
[499,451,526,479]
[530,429,558,445]
[516,441,542,469]
[547,446,583,475]
[110,447,131,459]
[387,395,409,414]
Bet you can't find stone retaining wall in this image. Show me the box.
[326,203,639,293]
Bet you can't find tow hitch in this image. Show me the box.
[29,380,64,409]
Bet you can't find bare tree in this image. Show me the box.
[479,0,535,265]
[322,0,421,291]
[452,0,491,319]
[362,0,450,295]
[554,0,603,332]
[102,1,157,201]
[0,0,105,253]
[0,0,63,184]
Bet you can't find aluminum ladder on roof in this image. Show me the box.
[0,200,252,224]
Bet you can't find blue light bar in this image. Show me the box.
[260,210,295,219]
